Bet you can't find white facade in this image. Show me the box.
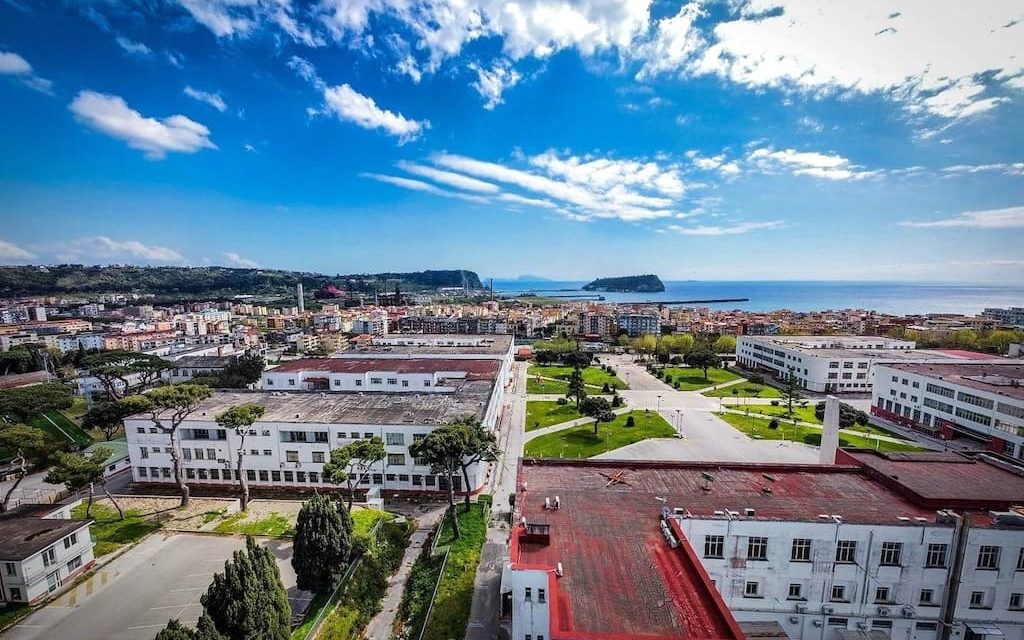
[872,364,1024,459]
[263,367,475,393]
[352,316,388,336]
[616,312,661,337]
[55,332,107,353]
[0,523,94,605]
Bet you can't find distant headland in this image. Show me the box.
[582,274,665,293]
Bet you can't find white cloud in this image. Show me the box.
[223,251,260,268]
[950,259,1024,268]
[665,220,785,235]
[0,50,53,93]
[747,146,876,181]
[0,239,35,263]
[797,116,824,133]
[115,37,152,56]
[639,0,1023,122]
[397,161,500,193]
[176,0,256,38]
[899,205,1024,229]
[184,86,228,112]
[52,236,185,263]
[70,90,217,159]
[321,84,428,142]
[686,151,741,176]
[361,173,491,203]
[469,59,522,109]
[942,162,1024,176]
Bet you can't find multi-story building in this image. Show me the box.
[0,512,95,604]
[616,311,661,337]
[54,332,107,353]
[504,453,1024,640]
[983,308,1024,329]
[577,311,615,338]
[735,335,995,393]
[352,314,389,336]
[871,362,1024,459]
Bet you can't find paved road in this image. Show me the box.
[6,533,307,640]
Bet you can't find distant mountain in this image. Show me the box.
[0,265,483,298]
[582,274,665,293]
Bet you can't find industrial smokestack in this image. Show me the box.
[297,283,305,314]
[819,395,840,465]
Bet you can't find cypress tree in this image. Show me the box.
[193,615,226,640]
[201,537,290,640]
[292,493,353,595]
[155,620,194,640]
[153,615,226,640]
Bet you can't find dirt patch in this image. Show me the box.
[95,495,240,531]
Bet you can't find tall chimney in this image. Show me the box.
[297,283,305,314]
[819,395,840,464]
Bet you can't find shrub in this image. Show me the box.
[770,400,780,406]
[611,395,622,407]
[748,373,764,385]
[670,355,683,365]
[607,368,616,376]
[625,416,635,427]
[602,383,610,393]
[673,382,680,389]
[556,397,568,406]
[768,418,780,430]
[664,375,673,384]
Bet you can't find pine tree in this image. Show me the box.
[201,537,290,640]
[155,620,194,640]
[193,615,226,640]
[566,365,586,409]
[292,493,353,595]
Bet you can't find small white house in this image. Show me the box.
[0,515,95,604]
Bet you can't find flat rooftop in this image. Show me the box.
[131,384,495,426]
[0,516,92,561]
[268,358,500,381]
[880,361,1024,402]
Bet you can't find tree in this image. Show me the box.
[323,437,386,511]
[408,424,468,538]
[782,367,801,416]
[155,619,196,640]
[684,348,721,382]
[713,335,737,354]
[292,493,353,595]
[201,537,290,640]
[217,353,265,388]
[45,446,124,519]
[0,382,73,422]
[580,396,614,435]
[561,351,592,369]
[82,350,172,399]
[128,384,212,507]
[214,403,265,512]
[82,399,142,441]
[566,366,586,409]
[0,349,32,376]
[0,424,58,512]
[451,418,499,510]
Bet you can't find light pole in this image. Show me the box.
[657,395,662,415]
[675,409,682,437]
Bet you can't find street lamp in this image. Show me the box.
[675,409,682,436]
[657,395,662,414]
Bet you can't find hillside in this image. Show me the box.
[582,274,665,293]
[0,265,483,298]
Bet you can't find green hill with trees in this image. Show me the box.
[582,274,665,292]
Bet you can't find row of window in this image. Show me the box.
[266,377,433,388]
[744,579,1023,612]
[137,466,461,488]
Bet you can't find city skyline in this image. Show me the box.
[1,1,1023,281]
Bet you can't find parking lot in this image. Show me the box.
[6,533,309,640]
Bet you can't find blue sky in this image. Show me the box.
[1,0,1022,282]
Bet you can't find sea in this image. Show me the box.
[487,280,1024,316]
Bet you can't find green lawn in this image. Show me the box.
[703,382,782,398]
[524,410,676,458]
[423,500,490,640]
[528,365,628,389]
[352,508,391,535]
[525,377,570,395]
[740,404,822,424]
[658,367,740,391]
[72,502,162,556]
[714,412,926,453]
[525,401,584,431]
[29,411,93,447]
[213,511,295,537]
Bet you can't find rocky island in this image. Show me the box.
[582,274,666,293]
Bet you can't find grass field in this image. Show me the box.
[422,500,490,640]
[525,410,676,458]
[658,367,740,391]
[351,508,391,535]
[29,411,93,447]
[213,511,295,537]
[525,401,584,431]
[72,502,162,556]
[739,404,822,424]
[703,382,782,398]
[528,365,629,389]
[714,412,926,453]
[525,377,570,394]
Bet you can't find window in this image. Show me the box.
[1018,548,1024,571]
[524,587,532,601]
[538,588,546,603]
[195,448,205,460]
[312,451,325,463]
[977,545,1000,570]
[831,585,847,602]
[1010,593,1023,610]
[386,432,405,446]
[350,431,360,439]
[42,547,56,567]
[370,377,382,384]
[926,383,955,398]
[872,620,893,629]
[4,562,15,577]
[246,470,256,481]
[259,470,269,481]
[916,623,938,631]
[424,380,431,387]
[788,583,803,600]
[137,427,145,434]
[354,380,362,387]
[744,581,760,597]
[955,407,992,427]
[63,533,77,549]
[827,618,848,627]
[748,537,768,561]
[704,535,724,559]
[791,538,811,562]
[183,448,192,460]
[402,380,409,387]
[284,471,294,482]
[286,450,299,463]
[926,544,948,568]
[9,587,22,601]
[969,591,986,608]
[271,471,281,481]
[387,378,398,385]
[880,542,902,566]
[67,555,82,573]
[836,540,857,563]
[207,448,216,459]
[140,447,149,459]
[875,587,891,603]
[314,431,328,443]
[387,453,406,466]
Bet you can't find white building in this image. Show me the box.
[736,335,990,393]
[55,333,107,354]
[616,312,661,337]
[504,454,1024,640]
[0,513,95,604]
[352,314,389,336]
[872,362,1024,459]
[983,308,1024,329]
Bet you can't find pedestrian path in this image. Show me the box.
[716,408,915,445]
[523,406,631,442]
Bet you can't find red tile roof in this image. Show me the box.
[268,357,500,380]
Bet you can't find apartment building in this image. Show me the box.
[616,312,661,337]
[504,453,1024,640]
[872,362,1024,459]
[0,514,95,604]
[983,308,1024,329]
[577,311,615,338]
